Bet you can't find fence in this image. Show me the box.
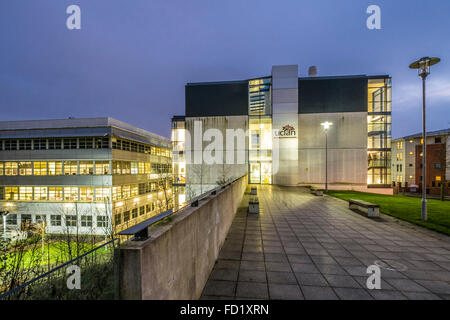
[0,238,119,300]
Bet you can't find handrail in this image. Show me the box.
[0,238,119,299]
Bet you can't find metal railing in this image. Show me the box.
[0,238,119,300]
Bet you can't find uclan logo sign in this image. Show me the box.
[275,124,296,138]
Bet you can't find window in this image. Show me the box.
[122,162,131,174]
[95,161,110,175]
[33,162,47,176]
[123,211,130,222]
[65,215,77,227]
[435,137,442,144]
[49,187,63,201]
[34,187,48,200]
[36,215,46,223]
[95,187,110,201]
[33,139,46,150]
[146,204,151,213]
[0,162,3,175]
[5,140,17,150]
[139,206,145,216]
[80,187,93,201]
[95,137,109,149]
[0,187,4,200]
[19,187,33,200]
[81,216,92,227]
[436,176,442,182]
[21,214,32,224]
[5,187,18,200]
[19,139,32,150]
[131,162,138,174]
[138,162,145,174]
[19,162,32,175]
[131,185,138,196]
[64,161,77,175]
[97,216,108,228]
[48,161,63,175]
[79,161,93,175]
[122,185,131,199]
[5,162,18,176]
[48,139,62,149]
[51,215,62,226]
[114,214,121,225]
[434,163,441,169]
[112,186,121,200]
[7,214,17,225]
[145,162,151,174]
[112,161,121,174]
[132,208,138,219]
[79,137,93,149]
[64,187,79,201]
[63,138,77,149]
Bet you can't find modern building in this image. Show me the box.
[391,128,449,195]
[0,117,172,236]
[172,64,392,199]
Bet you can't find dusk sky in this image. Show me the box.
[1,0,449,138]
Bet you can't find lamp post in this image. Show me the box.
[1,210,10,241]
[321,121,333,193]
[409,57,441,221]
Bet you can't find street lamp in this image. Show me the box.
[409,57,441,221]
[321,121,333,193]
[1,210,10,241]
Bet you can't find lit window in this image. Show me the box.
[95,187,111,201]
[34,187,48,200]
[131,162,138,174]
[19,187,33,200]
[122,185,131,198]
[79,161,94,175]
[64,161,78,175]
[33,162,47,176]
[80,187,93,201]
[49,187,63,201]
[19,162,32,175]
[5,162,18,176]
[95,161,110,175]
[131,185,138,196]
[5,187,18,200]
[112,186,122,200]
[64,187,79,201]
[436,176,441,181]
[409,152,413,155]
[48,161,63,175]
[0,162,3,175]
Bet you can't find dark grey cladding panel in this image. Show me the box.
[298,77,368,114]
[185,81,248,117]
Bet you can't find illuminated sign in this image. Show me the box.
[274,124,296,138]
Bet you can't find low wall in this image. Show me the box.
[117,175,248,300]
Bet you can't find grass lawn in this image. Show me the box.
[327,190,450,236]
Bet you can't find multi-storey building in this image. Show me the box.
[172,64,392,199]
[391,128,449,195]
[0,118,172,236]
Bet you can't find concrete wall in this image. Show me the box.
[298,112,367,185]
[272,65,299,185]
[117,174,247,300]
[185,116,248,198]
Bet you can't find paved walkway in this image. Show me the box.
[200,185,450,300]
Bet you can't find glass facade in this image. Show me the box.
[367,78,392,185]
[248,78,272,184]
[171,117,186,209]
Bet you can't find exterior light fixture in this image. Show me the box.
[320,121,333,192]
[409,57,441,221]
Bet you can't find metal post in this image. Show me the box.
[3,215,6,241]
[325,130,328,193]
[421,76,427,221]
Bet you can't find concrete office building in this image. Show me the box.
[172,65,392,199]
[391,128,449,195]
[0,118,172,236]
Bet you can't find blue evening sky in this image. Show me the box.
[1,0,449,138]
